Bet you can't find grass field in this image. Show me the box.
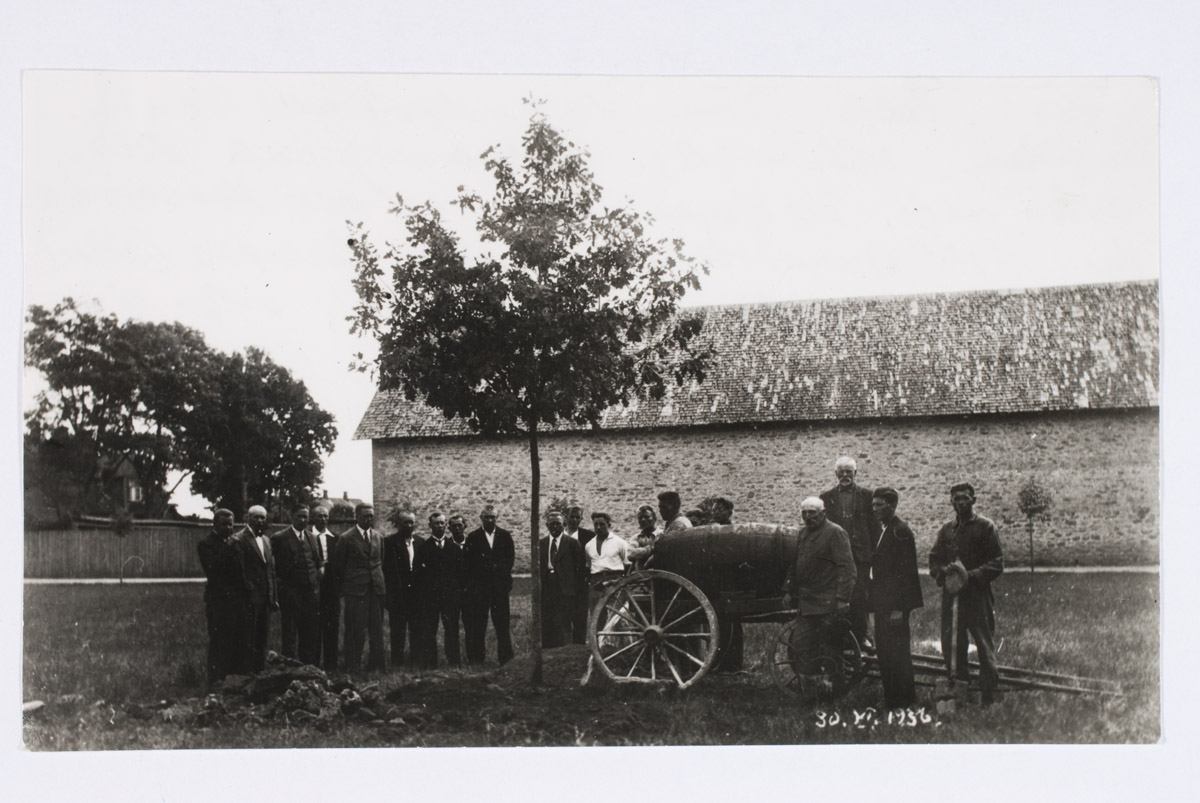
[21,573,1159,749]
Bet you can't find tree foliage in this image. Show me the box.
[188,347,338,516]
[347,103,710,680]
[24,299,337,520]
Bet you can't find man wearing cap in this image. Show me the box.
[929,483,1004,705]
[820,456,879,648]
[781,497,856,675]
[869,487,924,710]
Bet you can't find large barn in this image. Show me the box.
[355,279,1159,569]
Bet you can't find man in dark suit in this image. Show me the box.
[564,505,596,644]
[382,509,423,668]
[869,487,924,710]
[272,504,323,666]
[415,511,465,668]
[539,510,587,648]
[463,504,516,665]
[331,503,387,673]
[309,503,340,671]
[197,508,247,690]
[820,456,880,647]
[234,504,277,674]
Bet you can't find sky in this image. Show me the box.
[20,74,1159,515]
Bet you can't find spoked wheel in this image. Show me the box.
[769,618,865,700]
[587,570,719,689]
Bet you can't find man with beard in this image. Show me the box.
[463,505,516,665]
[820,456,879,648]
[309,504,340,671]
[929,483,1004,705]
[197,508,247,689]
[382,509,423,667]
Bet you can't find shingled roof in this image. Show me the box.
[354,279,1159,440]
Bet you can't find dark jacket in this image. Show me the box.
[332,526,387,597]
[568,527,597,549]
[414,536,466,602]
[539,534,587,598]
[382,532,420,607]
[464,526,516,596]
[867,516,924,613]
[197,530,246,600]
[234,528,277,607]
[782,519,855,616]
[271,527,322,593]
[929,513,1004,604]
[820,484,879,570]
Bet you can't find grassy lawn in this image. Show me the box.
[21,572,1159,749]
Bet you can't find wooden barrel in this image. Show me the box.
[652,523,800,600]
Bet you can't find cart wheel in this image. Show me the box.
[588,570,719,689]
[769,618,865,699]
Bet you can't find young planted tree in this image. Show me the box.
[1017,478,1054,574]
[347,103,710,681]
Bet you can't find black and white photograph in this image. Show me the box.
[5,3,1197,801]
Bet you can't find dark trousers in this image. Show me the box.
[318,582,340,671]
[542,590,574,648]
[241,600,272,674]
[941,590,999,702]
[422,595,462,668]
[791,613,836,673]
[387,597,423,668]
[572,592,589,645]
[464,589,514,665]
[279,584,321,666]
[874,609,917,708]
[204,593,246,689]
[849,569,871,645]
[343,592,386,672]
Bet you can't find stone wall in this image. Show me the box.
[370,408,1158,571]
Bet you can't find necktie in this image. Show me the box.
[550,537,559,563]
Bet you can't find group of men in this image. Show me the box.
[782,456,1005,708]
[198,501,515,690]
[200,457,1004,709]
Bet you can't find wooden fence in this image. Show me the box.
[25,521,214,579]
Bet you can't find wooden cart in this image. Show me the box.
[586,524,863,698]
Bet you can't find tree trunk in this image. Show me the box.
[528,421,543,685]
[1027,518,1035,575]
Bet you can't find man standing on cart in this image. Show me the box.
[782,497,856,679]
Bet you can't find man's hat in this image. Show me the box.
[944,560,969,595]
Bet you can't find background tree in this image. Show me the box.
[24,299,221,518]
[187,347,338,517]
[1017,478,1054,575]
[347,102,710,681]
[25,299,338,521]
